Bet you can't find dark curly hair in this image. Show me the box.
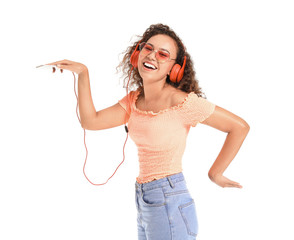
[117,23,207,99]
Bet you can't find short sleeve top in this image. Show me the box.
[118,89,216,183]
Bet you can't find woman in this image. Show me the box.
[46,23,250,240]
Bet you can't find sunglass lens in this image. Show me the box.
[156,51,170,62]
[142,44,153,53]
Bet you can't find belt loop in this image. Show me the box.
[167,176,175,188]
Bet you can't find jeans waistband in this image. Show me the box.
[135,172,185,191]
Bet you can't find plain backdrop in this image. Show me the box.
[1,0,293,239]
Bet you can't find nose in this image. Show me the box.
[146,50,157,61]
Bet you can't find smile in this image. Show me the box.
[143,61,157,70]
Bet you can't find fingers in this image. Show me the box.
[46,59,71,65]
[214,175,243,188]
[44,60,70,73]
[46,60,70,73]
[50,66,63,73]
[42,59,86,75]
[53,60,77,71]
[225,179,243,188]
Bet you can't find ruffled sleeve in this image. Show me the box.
[118,90,136,116]
[181,92,216,127]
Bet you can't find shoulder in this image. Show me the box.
[127,89,140,100]
[171,89,194,106]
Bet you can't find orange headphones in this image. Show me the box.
[130,40,187,83]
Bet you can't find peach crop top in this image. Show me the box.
[118,89,216,184]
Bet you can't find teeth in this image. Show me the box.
[144,62,156,70]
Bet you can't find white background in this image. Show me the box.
[1,0,293,239]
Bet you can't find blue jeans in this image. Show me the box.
[135,172,198,240]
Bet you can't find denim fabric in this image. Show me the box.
[135,172,198,240]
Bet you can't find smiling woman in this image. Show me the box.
[117,24,206,99]
[45,23,249,240]
[115,23,249,240]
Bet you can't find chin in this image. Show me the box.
[138,68,153,80]
[138,64,168,82]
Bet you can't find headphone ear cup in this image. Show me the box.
[130,41,141,68]
[177,56,186,82]
[130,50,140,68]
[169,64,181,83]
[170,56,187,83]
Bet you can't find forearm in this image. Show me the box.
[208,127,250,179]
[78,69,96,127]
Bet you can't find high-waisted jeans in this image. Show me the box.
[135,172,198,240]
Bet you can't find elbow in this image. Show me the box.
[81,120,100,131]
[208,172,214,181]
[228,121,250,135]
[80,116,94,130]
[242,121,250,132]
[208,170,221,182]
[237,124,250,135]
[236,120,250,133]
[81,121,89,130]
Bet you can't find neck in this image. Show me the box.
[141,80,171,104]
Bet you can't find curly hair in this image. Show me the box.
[117,23,208,99]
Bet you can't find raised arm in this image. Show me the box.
[46,59,129,131]
[77,68,129,130]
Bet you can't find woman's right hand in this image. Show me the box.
[45,59,88,75]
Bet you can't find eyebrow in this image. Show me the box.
[147,43,171,54]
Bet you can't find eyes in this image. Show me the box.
[158,51,169,58]
[144,44,153,51]
[139,42,172,62]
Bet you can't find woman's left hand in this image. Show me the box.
[209,173,243,188]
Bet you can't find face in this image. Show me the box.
[137,34,178,83]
